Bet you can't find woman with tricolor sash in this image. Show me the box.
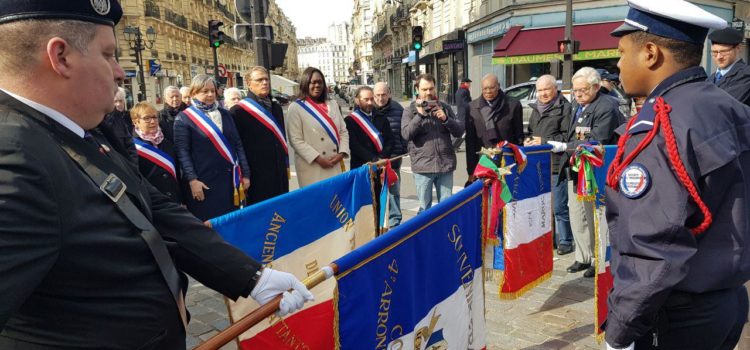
[287,67,350,187]
[130,102,182,204]
[174,74,250,221]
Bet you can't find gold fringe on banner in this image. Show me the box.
[333,285,341,350]
[498,271,552,300]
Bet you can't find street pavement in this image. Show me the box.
[185,144,604,349]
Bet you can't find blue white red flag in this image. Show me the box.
[335,181,486,350]
[595,145,616,341]
[209,165,377,349]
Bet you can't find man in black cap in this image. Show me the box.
[605,0,750,349]
[454,77,472,151]
[708,27,750,106]
[0,1,312,349]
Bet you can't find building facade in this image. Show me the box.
[117,0,297,104]
[297,38,351,84]
[267,0,300,80]
[351,0,375,84]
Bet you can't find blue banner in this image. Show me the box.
[335,181,486,349]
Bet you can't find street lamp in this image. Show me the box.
[123,25,157,102]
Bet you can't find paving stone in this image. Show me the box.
[186,321,213,336]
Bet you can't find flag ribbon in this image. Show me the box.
[472,155,513,244]
[496,141,527,173]
[570,144,604,201]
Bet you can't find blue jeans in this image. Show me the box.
[387,160,402,226]
[553,175,573,247]
[414,171,453,213]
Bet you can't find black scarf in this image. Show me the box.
[249,91,273,111]
[481,91,507,142]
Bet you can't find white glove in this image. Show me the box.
[547,140,567,153]
[250,268,314,316]
[606,342,634,350]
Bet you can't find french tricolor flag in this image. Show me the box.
[208,166,377,349]
[595,146,616,341]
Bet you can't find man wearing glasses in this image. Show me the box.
[548,67,623,278]
[708,27,750,106]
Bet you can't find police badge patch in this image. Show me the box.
[619,163,651,199]
[90,0,110,15]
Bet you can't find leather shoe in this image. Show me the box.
[557,245,573,255]
[566,261,591,273]
[583,266,596,278]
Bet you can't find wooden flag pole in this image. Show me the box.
[195,264,339,350]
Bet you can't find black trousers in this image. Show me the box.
[635,285,748,349]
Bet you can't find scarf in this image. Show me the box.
[249,91,273,111]
[481,91,506,143]
[192,98,218,112]
[535,93,557,114]
[135,126,165,146]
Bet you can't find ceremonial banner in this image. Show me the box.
[335,181,486,350]
[209,166,377,349]
[595,145,616,340]
[498,145,553,298]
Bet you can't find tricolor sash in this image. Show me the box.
[134,138,177,180]
[295,98,340,148]
[347,109,383,153]
[183,106,245,206]
[237,98,288,154]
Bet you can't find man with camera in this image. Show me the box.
[402,74,464,212]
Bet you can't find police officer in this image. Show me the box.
[605,0,750,349]
[0,1,312,349]
[708,27,750,106]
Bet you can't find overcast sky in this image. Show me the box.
[275,0,353,39]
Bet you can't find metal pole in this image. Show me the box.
[252,0,270,69]
[562,0,573,91]
[212,46,220,81]
[136,30,147,102]
[414,50,420,76]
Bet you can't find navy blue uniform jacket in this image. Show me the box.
[605,66,750,346]
[174,108,250,221]
[708,59,750,107]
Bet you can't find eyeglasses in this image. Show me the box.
[711,48,736,57]
[572,86,593,94]
[139,116,158,122]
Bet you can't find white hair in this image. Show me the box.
[572,67,601,86]
[115,87,126,99]
[536,74,556,88]
[224,87,242,98]
[163,85,180,97]
[179,86,191,98]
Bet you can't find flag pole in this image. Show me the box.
[194,264,339,350]
[370,153,409,168]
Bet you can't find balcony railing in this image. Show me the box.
[164,9,188,30]
[144,1,160,18]
[217,2,233,19]
[191,20,209,37]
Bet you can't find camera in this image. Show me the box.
[417,98,440,114]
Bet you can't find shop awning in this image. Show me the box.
[492,21,623,65]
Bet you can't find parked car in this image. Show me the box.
[271,89,291,105]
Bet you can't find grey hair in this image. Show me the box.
[179,86,191,98]
[163,85,180,97]
[572,67,601,86]
[188,74,217,97]
[224,87,242,98]
[115,87,126,99]
[373,82,390,93]
[0,19,98,76]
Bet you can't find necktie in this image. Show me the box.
[575,106,583,121]
[715,71,723,84]
[83,131,98,147]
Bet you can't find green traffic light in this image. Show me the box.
[414,43,422,50]
[213,41,220,48]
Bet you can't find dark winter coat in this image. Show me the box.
[527,93,572,172]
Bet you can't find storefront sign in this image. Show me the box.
[125,70,137,78]
[467,20,510,43]
[492,49,619,65]
[442,39,465,52]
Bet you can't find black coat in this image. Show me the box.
[455,87,472,123]
[0,91,261,349]
[605,66,750,347]
[230,93,289,205]
[135,135,182,203]
[374,99,406,157]
[467,92,524,147]
[345,107,394,169]
[158,103,186,143]
[558,91,623,181]
[97,109,137,167]
[528,93,572,173]
[174,108,250,221]
[708,59,750,106]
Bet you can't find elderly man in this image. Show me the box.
[374,82,405,227]
[158,85,186,143]
[525,74,573,255]
[402,74,464,212]
[179,86,191,106]
[0,3,311,348]
[230,66,289,204]
[223,87,242,110]
[708,27,750,106]
[98,86,137,165]
[465,74,523,177]
[346,86,393,169]
[548,67,623,278]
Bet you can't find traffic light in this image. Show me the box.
[208,20,225,48]
[411,26,423,51]
[557,39,580,55]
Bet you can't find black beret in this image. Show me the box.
[461,78,472,83]
[0,0,122,26]
[709,27,744,46]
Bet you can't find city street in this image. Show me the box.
[185,108,602,349]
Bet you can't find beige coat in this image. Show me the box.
[287,99,350,187]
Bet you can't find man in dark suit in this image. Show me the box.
[548,67,623,279]
[231,66,290,204]
[0,2,311,349]
[345,85,394,169]
[708,27,750,106]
